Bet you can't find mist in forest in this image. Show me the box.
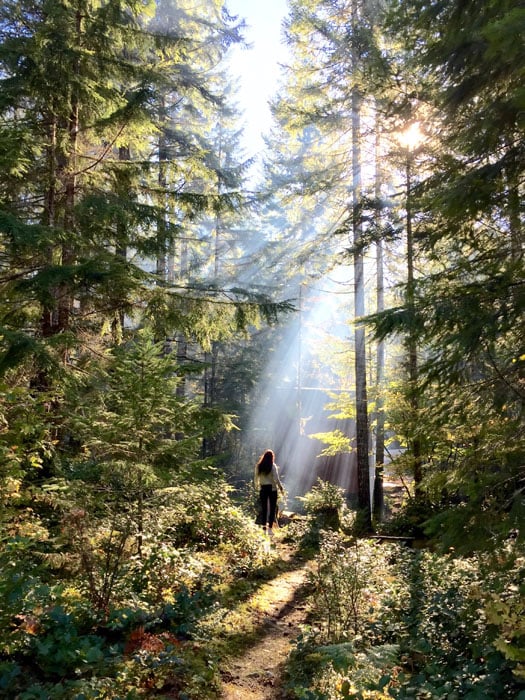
[247,271,358,504]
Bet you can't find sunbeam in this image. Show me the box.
[247,271,361,504]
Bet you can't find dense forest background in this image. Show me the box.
[0,0,523,697]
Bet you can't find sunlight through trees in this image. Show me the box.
[0,0,523,696]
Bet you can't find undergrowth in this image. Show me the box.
[1,478,523,700]
[283,532,525,700]
[0,482,273,700]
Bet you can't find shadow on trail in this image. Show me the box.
[224,572,311,656]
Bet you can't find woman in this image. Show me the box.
[254,449,284,535]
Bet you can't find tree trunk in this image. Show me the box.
[506,141,523,260]
[111,145,130,342]
[405,154,422,494]
[352,0,371,532]
[41,9,81,342]
[373,121,385,521]
[156,105,168,284]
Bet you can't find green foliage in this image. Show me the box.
[309,533,375,641]
[286,541,524,700]
[0,542,52,655]
[286,636,398,700]
[298,479,355,535]
[0,379,61,489]
[483,553,525,682]
[375,366,525,550]
[309,429,353,457]
[30,607,106,677]
[139,477,266,570]
[0,586,218,698]
[0,481,264,698]
[300,479,346,516]
[486,592,525,679]
[58,508,135,612]
[87,332,235,458]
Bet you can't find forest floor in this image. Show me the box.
[218,477,407,699]
[218,534,314,700]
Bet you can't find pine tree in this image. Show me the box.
[375,0,525,547]
[66,332,236,556]
[270,0,392,526]
[0,0,166,370]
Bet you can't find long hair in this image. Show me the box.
[256,449,274,475]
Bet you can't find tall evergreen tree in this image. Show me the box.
[374,0,525,547]
[0,0,168,369]
[269,0,390,524]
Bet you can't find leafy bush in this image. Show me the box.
[29,607,106,677]
[309,533,374,641]
[297,479,355,537]
[286,636,399,700]
[0,576,221,698]
[286,542,524,700]
[301,479,346,516]
[485,588,525,682]
[152,477,266,562]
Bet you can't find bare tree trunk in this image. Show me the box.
[56,8,82,340]
[42,112,59,340]
[405,153,422,494]
[506,141,523,260]
[40,9,81,343]
[352,0,371,532]
[156,111,168,284]
[203,126,224,458]
[111,145,130,342]
[373,120,385,521]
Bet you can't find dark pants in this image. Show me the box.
[260,485,278,528]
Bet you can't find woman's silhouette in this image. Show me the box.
[254,449,284,536]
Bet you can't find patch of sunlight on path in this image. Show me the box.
[219,543,313,700]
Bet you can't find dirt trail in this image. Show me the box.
[219,541,313,700]
[218,480,405,699]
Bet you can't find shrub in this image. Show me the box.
[299,479,353,534]
[308,532,373,641]
[285,543,524,699]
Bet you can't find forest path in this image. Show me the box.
[217,478,405,699]
[218,537,313,700]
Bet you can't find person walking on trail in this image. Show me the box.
[254,449,285,536]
